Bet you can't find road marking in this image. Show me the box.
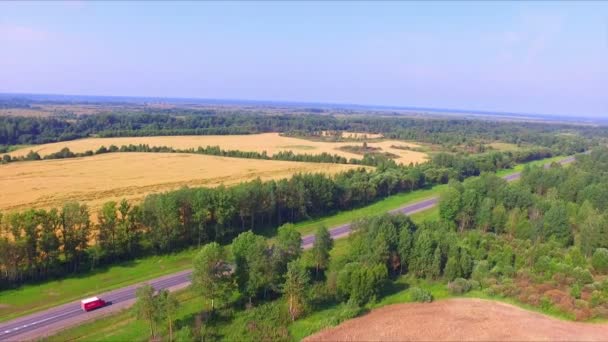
[0,308,82,336]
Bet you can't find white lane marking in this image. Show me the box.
[0,308,81,336]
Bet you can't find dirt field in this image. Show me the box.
[305,298,608,341]
[0,152,362,213]
[9,133,427,165]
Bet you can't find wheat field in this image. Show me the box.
[0,152,362,213]
[9,133,428,165]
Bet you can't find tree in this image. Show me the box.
[476,198,494,232]
[274,223,302,274]
[232,231,273,304]
[133,285,158,339]
[398,227,414,274]
[311,226,332,277]
[336,262,387,305]
[439,186,461,223]
[579,212,605,257]
[60,202,91,272]
[430,246,442,279]
[444,248,461,281]
[543,202,573,245]
[157,289,179,342]
[97,201,118,262]
[282,259,310,321]
[491,204,507,234]
[191,242,233,310]
[592,248,608,274]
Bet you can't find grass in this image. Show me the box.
[0,249,196,323]
[292,185,446,237]
[44,162,580,342]
[495,155,564,177]
[45,289,205,342]
[0,154,563,324]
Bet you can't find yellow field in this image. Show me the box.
[9,133,427,165]
[0,153,362,213]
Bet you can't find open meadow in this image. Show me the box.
[8,133,428,165]
[0,152,362,213]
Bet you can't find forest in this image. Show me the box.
[124,148,608,341]
[0,112,598,155]
[0,146,560,288]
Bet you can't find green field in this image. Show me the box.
[0,154,563,324]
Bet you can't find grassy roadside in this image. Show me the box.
[292,185,445,237]
[495,155,564,177]
[45,204,586,342]
[0,249,196,323]
[0,154,562,323]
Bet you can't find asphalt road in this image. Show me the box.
[0,154,578,341]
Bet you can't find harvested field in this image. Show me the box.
[305,298,608,341]
[0,152,362,213]
[9,133,427,165]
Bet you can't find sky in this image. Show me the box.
[0,1,607,117]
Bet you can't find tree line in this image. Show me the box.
[144,149,608,340]
[0,112,600,155]
[0,143,394,168]
[0,148,560,288]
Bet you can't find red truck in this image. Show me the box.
[80,297,106,312]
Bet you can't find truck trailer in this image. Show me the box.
[80,297,106,312]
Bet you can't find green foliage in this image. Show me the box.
[191,242,233,310]
[133,285,159,339]
[409,287,433,302]
[311,226,333,276]
[336,262,388,305]
[447,278,473,295]
[282,259,311,321]
[439,186,461,223]
[592,248,608,274]
[224,301,291,342]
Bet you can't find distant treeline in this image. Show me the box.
[0,113,600,154]
[0,144,396,167]
[0,148,559,288]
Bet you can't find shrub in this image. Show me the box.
[410,287,433,303]
[447,278,472,295]
[471,260,490,282]
[327,299,364,326]
[570,283,582,299]
[571,266,594,285]
[592,248,608,274]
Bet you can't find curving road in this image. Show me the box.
[0,154,578,341]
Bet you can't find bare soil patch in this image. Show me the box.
[305,298,608,341]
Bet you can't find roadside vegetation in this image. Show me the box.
[44,149,608,341]
[0,153,573,322]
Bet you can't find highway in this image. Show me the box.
[0,154,577,341]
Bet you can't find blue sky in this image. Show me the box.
[0,1,606,116]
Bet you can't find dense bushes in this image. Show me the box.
[592,249,608,274]
[410,287,433,302]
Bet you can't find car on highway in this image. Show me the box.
[80,297,106,312]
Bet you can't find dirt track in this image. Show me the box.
[305,298,608,341]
